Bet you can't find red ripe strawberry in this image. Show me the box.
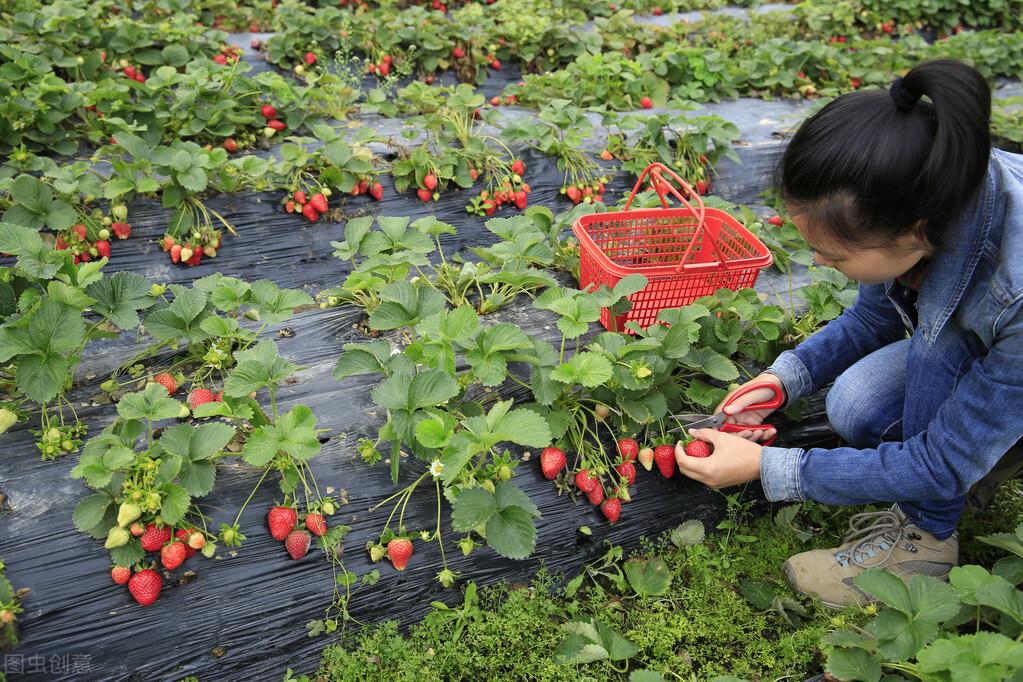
[112,222,131,240]
[566,186,582,203]
[267,506,298,541]
[214,391,223,402]
[124,65,137,79]
[129,522,145,537]
[140,523,172,552]
[305,513,327,537]
[188,388,216,409]
[654,445,676,478]
[470,168,479,181]
[153,373,177,394]
[261,104,277,119]
[285,200,296,213]
[768,215,784,227]
[285,529,311,559]
[387,538,413,570]
[378,61,391,77]
[56,235,68,250]
[310,193,329,213]
[490,96,501,106]
[128,569,162,606]
[850,77,862,89]
[696,180,708,195]
[72,224,87,241]
[304,51,317,65]
[652,6,663,15]
[186,248,202,267]
[294,190,306,205]
[601,498,622,524]
[162,235,176,251]
[369,182,383,201]
[640,96,653,109]
[356,179,369,194]
[94,240,110,258]
[616,461,636,485]
[574,469,597,493]
[490,58,501,70]
[685,440,713,458]
[161,541,188,570]
[881,21,894,34]
[302,203,320,222]
[134,73,146,83]
[175,529,197,558]
[511,159,526,175]
[617,438,639,462]
[587,484,605,506]
[417,188,433,202]
[452,46,465,59]
[423,173,438,191]
[267,119,286,131]
[539,447,566,480]
[223,137,238,153]
[514,193,528,211]
[213,54,228,65]
[111,566,131,584]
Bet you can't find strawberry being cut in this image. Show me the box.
[654,445,676,478]
[684,440,713,458]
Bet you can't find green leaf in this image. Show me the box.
[739,579,776,610]
[224,340,297,397]
[630,672,667,682]
[117,383,182,422]
[159,483,190,524]
[86,271,155,330]
[159,422,235,460]
[624,556,672,596]
[978,529,1023,559]
[825,647,882,682]
[73,493,113,535]
[494,480,540,518]
[333,340,393,380]
[485,505,537,559]
[16,353,69,404]
[248,280,313,324]
[557,619,639,664]
[450,487,497,532]
[241,405,320,466]
[683,346,738,381]
[415,412,456,449]
[670,519,706,547]
[550,352,613,388]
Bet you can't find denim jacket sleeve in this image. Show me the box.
[759,297,1023,504]
[764,283,908,405]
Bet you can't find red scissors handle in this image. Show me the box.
[718,381,785,446]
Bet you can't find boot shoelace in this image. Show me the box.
[834,509,911,568]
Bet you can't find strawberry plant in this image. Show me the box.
[0,555,27,651]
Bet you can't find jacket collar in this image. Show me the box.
[914,157,998,343]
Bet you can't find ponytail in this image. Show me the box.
[779,59,991,249]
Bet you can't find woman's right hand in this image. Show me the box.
[714,373,787,442]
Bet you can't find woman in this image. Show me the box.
[673,59,1023,607]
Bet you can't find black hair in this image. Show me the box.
[778,59,991,250]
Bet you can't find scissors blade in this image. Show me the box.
[667,413,723,432]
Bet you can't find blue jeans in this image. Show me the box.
[824,339,961,539]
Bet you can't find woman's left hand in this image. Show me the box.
[675,428,763,488]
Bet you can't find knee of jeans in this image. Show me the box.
[826,372,890,447]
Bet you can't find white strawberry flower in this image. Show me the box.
[429,460,444,478]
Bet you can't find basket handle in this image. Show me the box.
[623,162,726,271]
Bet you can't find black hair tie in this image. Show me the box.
[890,77,921,112]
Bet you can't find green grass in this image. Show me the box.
[300,484,1023,682]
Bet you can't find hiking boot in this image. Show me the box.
[782,506,958,608]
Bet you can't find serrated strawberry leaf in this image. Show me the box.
[550,352,613,388]
[110,540,145,567]
[116,383,181,422]
[159,483,190,524]
[485,505,537,560]
[224,339,298,397]
[73,492,114,538]
[241,405,320,466]
[86,271,156,331]
[247,280,313,324]
[0,222,66,280]
[333,340,394,380]
[159,422,235,460]
[450,487,497,532]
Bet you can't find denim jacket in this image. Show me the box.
[760,149,1023,507]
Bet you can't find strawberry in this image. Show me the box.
[617,438,639,462]
[850,77,862,89]
[616,461,636,486]
[129,522,145,537]
[638,445,654,472]
[369,182,384,201]
[111,566,131,585]
[417,188,433,202]
[213,54,227,65]
[112,222,132,240]
[267,119,286,132]
[600,149,614,161]
[185,248,202,267]
[187,532,205,550]
[490,58,501,70]
[387,538,413,571]
[696,180,708,195]
[175,529,197,558]
[251,38,261,49]
[652,6,663,15]
[423,173,438,191]
[161,541,188,570]
[574,469,598,493]
[261,104,277,119]
[267,506,298,541]
[514,191,528,210]
[587,484,605,506]
[140,523,173,552]
[378,61,390,77]
[285,200,296,213]
[124,65,136,79]
[223,137,238,153]
[310,193,329,213]
[188,388,216,409]
[128,569,162,606]
[72,224,87,241]
[305,513,327,537]
[452,46,465,59]
[539,447,566,480]
[640,96,653,109]
[768,215,784,227]
[566,186,582,203]
[304,51,317,65]
[162,235,176,251]
[601,498,622,524]
[684,440,713,458]
[294,190,306,205]
[285,529,311,559]
[153,373,177,395]
[302,203,320,222]
[93,239,110,258]
[654,445,676,478]
[511,159,525,175]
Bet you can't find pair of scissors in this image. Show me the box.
[667,381,785,446]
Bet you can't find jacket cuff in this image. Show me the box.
[759,446,805,502]
[766,350,814,406]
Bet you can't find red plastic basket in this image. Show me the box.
[573,162,773,332]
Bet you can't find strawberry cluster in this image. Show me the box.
[259,103,286,139]
[368,537,414,571]
[367,54,393,77]
[348,178,384,201]
[539,435,715,526]
[160,228,221,266]
[109,519,211,606]
[285,189,332,222]
[564,178,608,205]
[212,44,242,66]
[55,224,111,265]
[120,62,146,84]
[267,503,332,560]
